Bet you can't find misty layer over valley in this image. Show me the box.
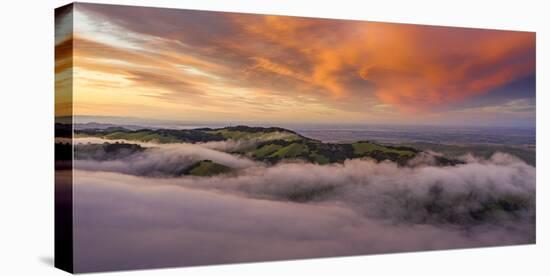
[59,123,535,272]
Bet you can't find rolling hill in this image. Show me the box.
[72,124,462,167]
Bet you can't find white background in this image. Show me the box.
[0,0,548,275]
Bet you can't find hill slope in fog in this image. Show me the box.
[73,124,461,166]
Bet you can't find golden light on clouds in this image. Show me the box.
[55,3,535,126]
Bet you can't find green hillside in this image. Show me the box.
[241,139,423,165]
[75,125,302,144]
[75,127,225,143]
[206,127,301,142]
[75,142,145,160]
[186,160,233,176]
[74,124,464,166]
[352,141,416,157]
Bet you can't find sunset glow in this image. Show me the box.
[54,4,537,272]
[55,3,535,126]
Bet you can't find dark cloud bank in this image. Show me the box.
[72,142,535,272]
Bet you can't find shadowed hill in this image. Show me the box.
[74,124,462,166]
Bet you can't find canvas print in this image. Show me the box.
[55,3,536,273]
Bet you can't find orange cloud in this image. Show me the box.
[365,28,535,112]
[55,35,74,117]
[227,16,535,112]
[249,57,306,81]
[69,4,535,122]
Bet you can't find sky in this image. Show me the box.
[55,3,536,127]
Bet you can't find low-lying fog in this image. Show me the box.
[70,138,535,272]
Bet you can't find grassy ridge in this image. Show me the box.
[75,125,301,144]
[76,127,225,143]
[410,142,535,166]
[207,128,300,142]
[242,139,422,165]
[352,142,416,157]
[185,160,233,176]
[74,142,145,160]
[76,125,468,165]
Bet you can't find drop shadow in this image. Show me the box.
[39,256,54,267]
